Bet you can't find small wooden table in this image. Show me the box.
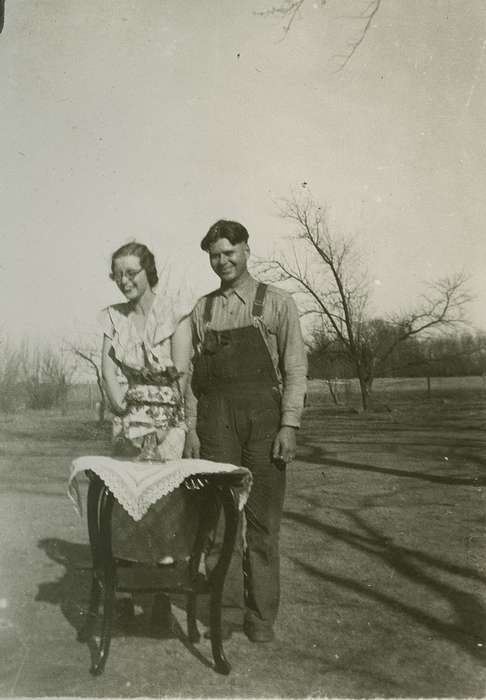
[78,470,247,676]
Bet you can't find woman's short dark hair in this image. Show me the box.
[200,219,249,252]
[111,242,159,287]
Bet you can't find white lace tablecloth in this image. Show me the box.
[68,456,252,522]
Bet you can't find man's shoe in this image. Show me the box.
[243,621,275,643]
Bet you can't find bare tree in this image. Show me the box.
[64,337,107,424]
[19,341,77,411]
[257,0,382,70]
[0,336,23,412]
[258,195,471,410]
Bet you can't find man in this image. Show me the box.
[184,219,307,642]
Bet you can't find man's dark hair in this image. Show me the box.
[200,219,249,252]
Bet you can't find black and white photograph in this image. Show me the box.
[1,1,486,697]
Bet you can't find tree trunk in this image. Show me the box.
[357,368,373,411]
[96,381,106,424]
[326,379,339,405]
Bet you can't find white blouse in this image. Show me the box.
[99,288,193,373]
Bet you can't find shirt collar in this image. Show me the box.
[219,271,256,303]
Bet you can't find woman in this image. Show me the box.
[100,242,192,462]
[99,241,201,635]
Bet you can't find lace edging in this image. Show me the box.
[92,464,191,521]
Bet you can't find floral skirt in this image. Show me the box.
[112,383,186,462]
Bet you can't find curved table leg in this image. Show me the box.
[185,487,209,646]
[209,485,239,675]
[78,476,103,643]
[90,487,115,676]
[186,593,200,643]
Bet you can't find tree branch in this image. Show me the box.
[333,0,382,72]
[257,0,382,70]
[255,0,323,34]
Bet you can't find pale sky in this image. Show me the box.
[1,0,485,342]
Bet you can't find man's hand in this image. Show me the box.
[272,426,297,466]
[183,428,201,459]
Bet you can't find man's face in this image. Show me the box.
[208,238,249,285]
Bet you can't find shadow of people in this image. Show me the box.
[35,537,213,670]
[36,538,93,635]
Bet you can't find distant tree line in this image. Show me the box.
[0,338,76,413]
[308,328,486,381]
[0,334,107,420]
[1,326,483,417]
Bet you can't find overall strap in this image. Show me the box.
[251,283,267,319]
[203,293,215,325]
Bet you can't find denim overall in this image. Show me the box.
[193,283,286,630]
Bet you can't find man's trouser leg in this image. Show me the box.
[242,399,286,630]
[197,389,285,629]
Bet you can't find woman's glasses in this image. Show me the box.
[110,268,143,284]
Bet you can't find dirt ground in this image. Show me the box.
[1,379,486,698]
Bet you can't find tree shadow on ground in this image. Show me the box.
[316,437,486,452]
[35,538,212,670]
[294,557,486,662]
[284,510,486,661]
[298,445,486,486]
[284,509,486,585]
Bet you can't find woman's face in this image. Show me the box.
[112,254,150,302]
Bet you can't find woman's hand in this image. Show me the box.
[183,428,200,458]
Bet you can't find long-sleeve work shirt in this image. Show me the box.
[188,272,307,428]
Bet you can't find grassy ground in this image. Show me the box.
[0,378,485,697]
